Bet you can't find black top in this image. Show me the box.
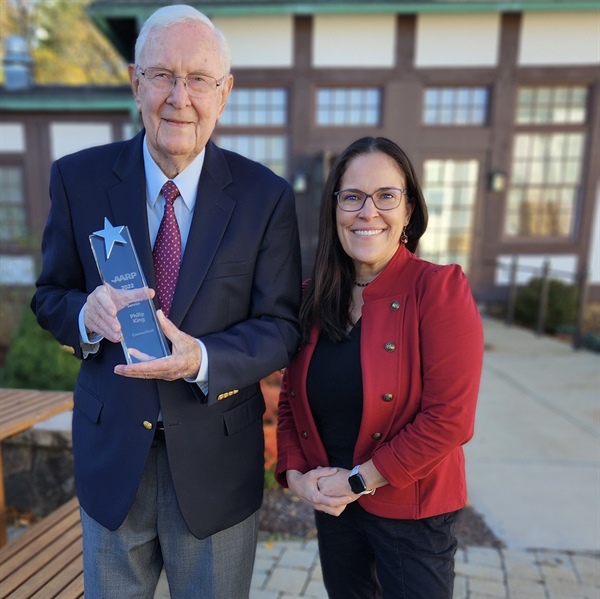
[306,321,363,469]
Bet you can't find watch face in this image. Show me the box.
[349,473,367,494]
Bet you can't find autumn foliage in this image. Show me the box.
[260,370,282,471]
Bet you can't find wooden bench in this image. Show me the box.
[0,496,83,599]
[0,388,74,547]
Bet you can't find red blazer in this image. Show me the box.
[276,245,484,520]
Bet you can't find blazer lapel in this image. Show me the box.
[103,137,236,326]
[106,131,156,290]
[169,141,235,325]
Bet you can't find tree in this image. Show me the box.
[1,0,128,85]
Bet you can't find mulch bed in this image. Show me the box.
[259,487,504,549]
[8,488,504,550]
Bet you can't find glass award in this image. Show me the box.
[89,218,170,364]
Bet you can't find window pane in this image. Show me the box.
[423,108,437,125]
[440,109,453,124]
[516,86,587,124]
[219,88,287,127]
[425,89,437,106]
[0,166,27,241]
[420,159,478,273]
[539,87,553,102]
[315,88,381,126]
[216,135,287,177]
[422,87,488,125]
[456,89,469,104]
[441,89,454,105]
[455,107,469,124]
[519,88,534,104]
[517,106,533,124]
[504,133,583,237]
[473,88,487,105]
[564,160,581,184]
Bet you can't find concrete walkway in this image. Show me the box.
[153,316,600,598]
[466,317,599,553]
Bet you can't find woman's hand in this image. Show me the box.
[317,461,388,498]
[315,468,355,498]
[286,468,354,516]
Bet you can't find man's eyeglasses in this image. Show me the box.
[137,67,225,98]
[334,188,409,212]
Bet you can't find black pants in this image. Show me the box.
[315,502,459,599]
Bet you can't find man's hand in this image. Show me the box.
[83,285,155,343]
[83,284,121,342]
[113,310,202,381]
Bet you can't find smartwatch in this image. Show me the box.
[348,465,375,495]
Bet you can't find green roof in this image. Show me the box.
[87,0,599,60]
[0,86,136,113]
[89,0,600,12]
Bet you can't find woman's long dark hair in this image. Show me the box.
[300,137,428,343]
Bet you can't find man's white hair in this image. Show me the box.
[134,4,232,76]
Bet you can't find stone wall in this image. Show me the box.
[2,427,74,517]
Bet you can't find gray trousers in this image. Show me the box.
[80,439,259,598]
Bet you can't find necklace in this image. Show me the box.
[354,281,370,287]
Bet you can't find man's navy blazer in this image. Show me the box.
[32,130,302,539]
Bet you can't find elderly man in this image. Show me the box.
[31,5,301,598]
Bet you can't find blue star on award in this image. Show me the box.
[90,218,170,364]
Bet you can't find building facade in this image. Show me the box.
[88,0,600,300]
[1,1,599,340]
[0,87,135,355]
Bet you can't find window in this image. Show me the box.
[217,135,287,178]
[0,166,27,242]
[423,88,488,125]
[505,85,588,238]
[419,159,479,273]
[219,89,287,127]
[516,86,587,125]
[505,133,584,237]
[217,87,288,177]
[316,88,380,126]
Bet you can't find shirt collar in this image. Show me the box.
[143,136,205,211]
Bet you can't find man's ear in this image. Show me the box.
[217,74,234,119]
[129,64,142,109]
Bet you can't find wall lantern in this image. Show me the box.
[293,173,307,194]
[488,170,507,193]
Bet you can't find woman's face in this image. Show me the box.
[336,151,413,277]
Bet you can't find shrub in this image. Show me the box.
[261,370,282,488]
[514,277,577,335]
[0,286,35,362]
[0,308,80,391]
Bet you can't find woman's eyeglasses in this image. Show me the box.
[334,188,409,212]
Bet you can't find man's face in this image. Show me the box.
[129,21,233,176]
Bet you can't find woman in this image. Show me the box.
[276,137,484,598]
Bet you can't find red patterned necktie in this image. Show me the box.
[153,180,182,318]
